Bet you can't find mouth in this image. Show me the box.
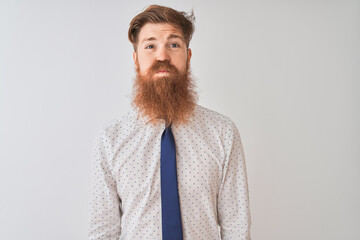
[156,70,169,73]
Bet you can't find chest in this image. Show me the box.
[111,127,225,202]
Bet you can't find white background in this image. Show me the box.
[1,0,359,239]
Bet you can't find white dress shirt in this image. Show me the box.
[88,105,251,240]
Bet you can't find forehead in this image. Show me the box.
[138,23,184,41]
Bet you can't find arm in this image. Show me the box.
[88,131,121,240]
[217,121,251,240]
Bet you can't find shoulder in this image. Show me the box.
[193,104,236,129]
[189,105,240,144]
[188,105,242,159]
[95,109,139,143]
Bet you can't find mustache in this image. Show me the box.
[149,60,178,74]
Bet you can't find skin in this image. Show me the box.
[133,23,192,78]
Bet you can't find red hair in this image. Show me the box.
[128,5,195,51]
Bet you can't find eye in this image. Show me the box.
[169,43,180,48]
[145,44,154,49]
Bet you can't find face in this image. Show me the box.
[133,23,192,78]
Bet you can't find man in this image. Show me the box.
[89,5,251,240]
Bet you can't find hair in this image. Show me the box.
[128,5,195,52]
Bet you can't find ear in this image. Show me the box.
[133,51,137,63]
[187,48,192,65]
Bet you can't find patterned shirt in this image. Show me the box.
[88,105,251,239]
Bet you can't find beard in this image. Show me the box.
[132,59,198,126]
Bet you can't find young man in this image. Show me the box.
[89,5,251,240]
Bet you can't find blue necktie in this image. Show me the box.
[160,125,183,240]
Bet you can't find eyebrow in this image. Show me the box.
[141,34,185,44]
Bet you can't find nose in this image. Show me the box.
[156,46,170,61]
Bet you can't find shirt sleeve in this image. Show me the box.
[88,131,121,240]
[217,121,251,240]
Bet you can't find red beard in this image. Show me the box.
[132,59,198,126]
